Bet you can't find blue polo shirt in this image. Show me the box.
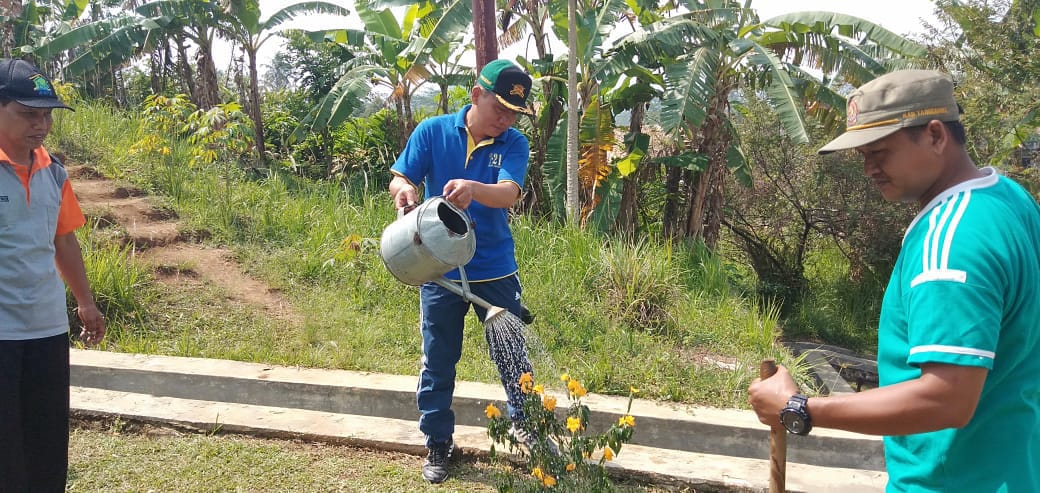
[391,105,529,281]
[878,168,1040,492]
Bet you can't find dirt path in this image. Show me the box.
[68,164,301,325]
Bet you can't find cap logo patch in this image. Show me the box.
[509,84,525,98]
[846,99,858,127]
[30,74,56,97]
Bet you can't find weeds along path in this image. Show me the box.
[68,163,301,326]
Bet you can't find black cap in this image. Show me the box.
[0,59,73,110]
[477,59,533,115]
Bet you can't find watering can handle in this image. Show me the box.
[398,202,418,218]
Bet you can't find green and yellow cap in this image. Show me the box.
[477,59,533,115]
[818,70,959,154]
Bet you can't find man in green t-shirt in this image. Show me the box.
[748,70,1040,492]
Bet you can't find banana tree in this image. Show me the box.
[219,0,352,163]
[608,1,926,246]
[497,0,563,216]
[290,0,472,150]
[28,0,232,110]
[3,0,94,65]
[516,0,629,224]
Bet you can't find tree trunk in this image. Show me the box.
[615,102,647,234]
[518,2,560,217]
[472,0,497,69]
[670,86,732,247]
[176,40,198,104]
[661,165,682,238]
[0,0,20,58]
[246,46,267,163]
[193,41,220,110]
[395,97,407,150]
[565,0,580,224]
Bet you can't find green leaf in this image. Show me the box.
[290,64,386,142]
[660,47,718,137]
[763,11,927,58]
[745,40,810,143]
[616,133,649,177]
[651,152,708,172]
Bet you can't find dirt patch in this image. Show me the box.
[70,164,300,325]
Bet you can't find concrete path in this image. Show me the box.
[70,349,887,492]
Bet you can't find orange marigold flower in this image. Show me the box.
[566,416,582,433]
[485,404,502,419]
[542,475,557,487]
[519,372,534,393]
[618,415,635,427]
[603,447,615,461]
[565,463,576,472]
[542,395,557,412]
[567,379,587,397]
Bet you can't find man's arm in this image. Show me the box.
[54,232,105,345]
[748,363,987,436]
[442,179,521,210]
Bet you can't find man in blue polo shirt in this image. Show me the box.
[748,70,1040,491]
[388,59,536,484]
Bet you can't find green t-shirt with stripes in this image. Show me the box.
[878,168,1040,492]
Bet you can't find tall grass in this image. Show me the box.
[53,104,813,409]
[785,247,885,353]
[70,221,154,345]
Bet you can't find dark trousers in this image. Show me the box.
[0,333,70,493]
[416,275,532,447]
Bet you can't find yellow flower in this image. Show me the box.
[630,386,640,394]
[566,416,582,433]
[603,447,615,461]
[560,373,570,382]
[567,379,587,397]
[618,415,635,428]
[565,463,576,472]
[160,146,171,156]
[519,372,534,394]
[485,404,502,419]
[533,383,544,395]
[532,467,544,480]
[542,395,557,412]
[542,474,557,487]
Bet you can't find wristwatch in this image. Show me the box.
[779,394,813,436]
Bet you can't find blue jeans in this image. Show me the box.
[416,274,532,447]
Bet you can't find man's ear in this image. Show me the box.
[470,86,482,104]
[926,119,949,153]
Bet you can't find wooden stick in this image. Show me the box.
[760,359,787,493]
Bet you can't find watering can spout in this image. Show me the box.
[484,306,508,324]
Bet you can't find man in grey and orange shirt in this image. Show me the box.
[0,58,106,491]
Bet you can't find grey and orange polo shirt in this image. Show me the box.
[0,146,85,340]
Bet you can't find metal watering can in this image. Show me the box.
[380,196,508,323]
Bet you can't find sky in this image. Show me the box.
[214,0,941,74]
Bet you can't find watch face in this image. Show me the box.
[781,411,807,434]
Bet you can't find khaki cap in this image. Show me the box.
[818,70,959,154]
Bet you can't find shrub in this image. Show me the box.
[486,373,637,492]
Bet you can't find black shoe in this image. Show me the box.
[422,438,454,484]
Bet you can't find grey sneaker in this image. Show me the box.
[508,421,560,456]
[422,438,454,484]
